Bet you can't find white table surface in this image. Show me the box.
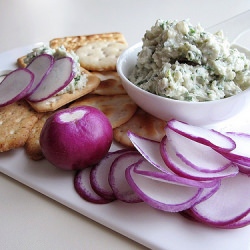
[0,1,250,249]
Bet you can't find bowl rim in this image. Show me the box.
[117,41,250,107]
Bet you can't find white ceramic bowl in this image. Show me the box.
[117,42,250,126]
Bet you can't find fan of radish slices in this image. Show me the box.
[74,119,250,229]
[0,54,74,106]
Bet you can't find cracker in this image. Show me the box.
[76,40,127,71]
[24,112,52,160]
[113,108,167,148]
[0,100,39,152]
[49,32,127,51]
[69,94,137,129]
[27,68,100,112]
[91,71,126,95]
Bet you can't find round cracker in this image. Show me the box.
[113,108,167,148]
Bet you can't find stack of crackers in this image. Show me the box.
[0,32,166,161]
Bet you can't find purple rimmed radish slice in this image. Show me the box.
[26,54,54,97]
[127,131,170,173]
[108,151,143,203]
[27,56,75,102]
[189,172,250,228]
[125,164,203,212]
[90,149,133,201]
[219,132,250,167]
[166,128,232,173]
[74,167,112,204]
[133,157,219,189]
[160,136,239,181]
[166,119,236,152]
[0,68,34,107]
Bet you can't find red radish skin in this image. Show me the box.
[0,68,34,107]
[26,54,54,97]
[27,56,75,102]
[40,106,113,170]
[74,167,112,204]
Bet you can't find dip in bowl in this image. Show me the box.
[117,19,250,126]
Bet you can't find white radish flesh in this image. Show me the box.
[90,149,133,200]
[167,119,236,152]
[189,172,250,227]
[0,68,34,107]
[126,164,203,212]
[74,167,112,204]
[27,57,74,102]
[160,136,239,180]
[26,54,54,96]
[109,151,143,203]
[166,127,232,173]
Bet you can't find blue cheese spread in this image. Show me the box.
[129,19,250,102]
[24,44,88,95]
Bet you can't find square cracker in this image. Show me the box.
[49,32,127,52]
[0,100,39,152]
[25,112,52,160]
[76,40,127,71]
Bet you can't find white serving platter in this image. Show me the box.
[1,11,250,249]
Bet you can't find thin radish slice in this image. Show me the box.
[74,167,112,204]
[133,157,220,189]
[27,56,75,102]
[219,132,250,167]
[108,151,143,203]
[167,119,236,152]
[189,172,250,227]
[26,54,54,96]
[166,128,232,173]
[0,68,34,107]
[160,136,239,181]
[128,131,171,173]
[90,149,133,200]
[125,164,203,212]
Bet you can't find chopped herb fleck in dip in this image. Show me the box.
[129,19,250,102]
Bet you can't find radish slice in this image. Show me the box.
[219,132,250,167]
[189,172,250,227]
[160,136,239,180]
[125,164,203,212]
[133,157,219,189]
[127,131,170,173]
[90,149,133,200]
[166,128,232,173]
[26,54,54,96]
[74,167,112,204]
[0,68,34,107]
[27,56,75,102]
[167,119,236,152]
[108,151,143,203]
